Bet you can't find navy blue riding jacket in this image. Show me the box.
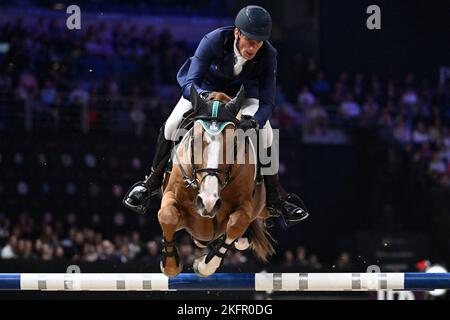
[176,26,278,127]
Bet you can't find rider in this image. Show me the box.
[123,5,309,226]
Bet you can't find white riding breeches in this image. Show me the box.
[164,96,273,149]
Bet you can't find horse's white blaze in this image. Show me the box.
[199,133,221,213]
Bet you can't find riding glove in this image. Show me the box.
[237,117,259,131]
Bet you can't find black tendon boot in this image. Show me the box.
[123,123,172,214]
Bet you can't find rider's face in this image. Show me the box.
[234,28,263,60]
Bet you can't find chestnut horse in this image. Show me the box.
[158,85,275,277]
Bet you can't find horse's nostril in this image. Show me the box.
[214,198,222,211]
[196,195,204,209]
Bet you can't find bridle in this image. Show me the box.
[172,112,247,194]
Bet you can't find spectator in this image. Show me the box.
[335,252,355,271]
[128,231,142,260]
[17,71,38,101]
[443,127,450,149]
[18,239,35,259]
[393,118,412,144]
[0,220,10,243]
[54,245,65,260]
[360,95,380,126]
[439,174,450,188]
[296,246,310,269]
[412,121,430,145]
[274,105,301,129]
[282,250,295,267]
[143,241,159,265]
[402,88,419,107]
[305,103,329,136]
[429,152,447,176]
[415,142,433,163]
[82,243,98,262]
[339,93,361,120]
[117,244,130,263]
[378,107,394,128]
[41,243,54,260]
[297,85,316,109]
[386,78,398,103]
[339,93,361,131]
[129,103,146,136]
[429,118,443,145]
[1,235,18,259]
[179,242,195,266]
[311,71,331,103]
[309,254,323,270]
[229,251,248,266]
[370,75,382,102]
[40,80,58,107]
[332,81,348,104]
[353,73,366,103]
[69,83,90,106]
[99,240,115,261]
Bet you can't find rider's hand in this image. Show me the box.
[237,116,259,131]
[199,91,218,100]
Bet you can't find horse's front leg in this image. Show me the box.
[193,203,252,277]
[158,191,183,277]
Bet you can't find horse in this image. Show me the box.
[157,85,275,277]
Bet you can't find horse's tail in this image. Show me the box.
[248,218,276,263]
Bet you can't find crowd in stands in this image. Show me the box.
[1,0,229,17]
[274,55,450,188]
[0,211,356,271]
[0,16,189,133]
[0,15,189,84]
[1,14,450,267]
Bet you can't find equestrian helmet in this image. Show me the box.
[234,5,272,41]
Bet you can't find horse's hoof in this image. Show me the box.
[160,259,183,277]
[234,237,250,251]
[193,255,211,277]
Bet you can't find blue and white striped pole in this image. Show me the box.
[0,273,449,291]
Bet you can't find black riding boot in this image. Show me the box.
[262,146,309,227]
[123,123,172,214]
[264,173,309,226]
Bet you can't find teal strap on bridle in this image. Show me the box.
[196,100,235,135]
[212,100,219,119]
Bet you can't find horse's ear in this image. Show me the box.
[190,85,200,112]
[190,85,208,113]
[226,85,245,116]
